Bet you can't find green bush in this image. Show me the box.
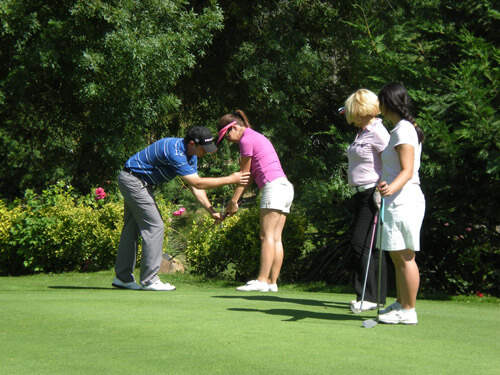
[185,203,313,282]
[0,181,176,275]
[420,220,500,296]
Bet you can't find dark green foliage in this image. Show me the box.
[0,0,223,196]
[342,0,500,295]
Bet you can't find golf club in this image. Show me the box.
[363,196,385,328]
[351,211,378,314]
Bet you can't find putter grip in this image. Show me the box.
[380,197,385,224]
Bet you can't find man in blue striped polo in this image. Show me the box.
[112,126,250,291]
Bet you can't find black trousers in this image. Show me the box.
[350,187,387,304]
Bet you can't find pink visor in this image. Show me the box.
[216,121,237,145]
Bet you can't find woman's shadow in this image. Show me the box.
[214,295,362,322]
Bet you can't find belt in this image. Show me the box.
[351,182,377,194]
[123,167,144,180]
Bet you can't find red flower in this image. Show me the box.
[94,187,107,201]
[476,291,484,298]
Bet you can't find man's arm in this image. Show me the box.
[189,186,223,222]
[181,171,250,190]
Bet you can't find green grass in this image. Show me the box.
[1,271,499,375]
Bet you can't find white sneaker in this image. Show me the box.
[236,280,269,292]
[379,309,418,325]
[350,301,378,313]
[268,284,278,292]
[112,277,141,290]
[379,300,402,314]
[142,280,176,291]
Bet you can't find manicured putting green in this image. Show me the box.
[1,271,498,374]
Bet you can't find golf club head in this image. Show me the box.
[363,319,378,329]
[350,306,362,314]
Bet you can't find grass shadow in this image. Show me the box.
[227,307,360,322]
[214,294,350,309]
[48,286,117,290]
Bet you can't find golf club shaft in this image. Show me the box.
[358,212,378,311]
[376,197,385,320]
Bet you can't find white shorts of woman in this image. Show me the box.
[380,186,425,251]
[260,177,294,213]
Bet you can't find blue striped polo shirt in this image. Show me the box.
[124,138,198,185]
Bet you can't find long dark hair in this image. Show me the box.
[378,82,425,143]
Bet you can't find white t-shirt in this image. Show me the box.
[381,119,422,205]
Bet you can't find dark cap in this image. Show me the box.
[185,126,218,153]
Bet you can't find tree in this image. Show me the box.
[342,0,500,294]
[0,0,223,196]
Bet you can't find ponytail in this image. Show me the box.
[233,110,252,128]
[218,109,252,130]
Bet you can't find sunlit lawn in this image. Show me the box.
[1,271,499,374]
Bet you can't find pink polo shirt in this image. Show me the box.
[239,127,286,190]
[347,118,390,186]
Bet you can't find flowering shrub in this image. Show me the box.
[185,203,314,282]
[0,181,174,275]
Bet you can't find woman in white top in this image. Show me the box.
[377,82,426,325]
[344,89,390,313]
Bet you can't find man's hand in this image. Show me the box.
[230,171,251,185]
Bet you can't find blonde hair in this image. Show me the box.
[344,89,380,125]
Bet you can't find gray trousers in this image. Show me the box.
[115,170,164,286]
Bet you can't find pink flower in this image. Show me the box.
[466,227,472,232]
[172,207,186,216]
[94,187,106,201]
[444,222,450,226]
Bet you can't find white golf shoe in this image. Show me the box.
[236,280,270,292]
[350,301,379,313]
[378,309,418,325]
[268,283,278,292]
[141,280,176,291]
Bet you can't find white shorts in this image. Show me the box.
[379,187,425,251]
[260,177,294,213]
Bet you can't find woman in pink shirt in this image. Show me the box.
[344,89,390,312]
[216,110,294,292]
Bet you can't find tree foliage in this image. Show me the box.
[0,0,498,294]
[0,0,223,196]
[343,0,499,294]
